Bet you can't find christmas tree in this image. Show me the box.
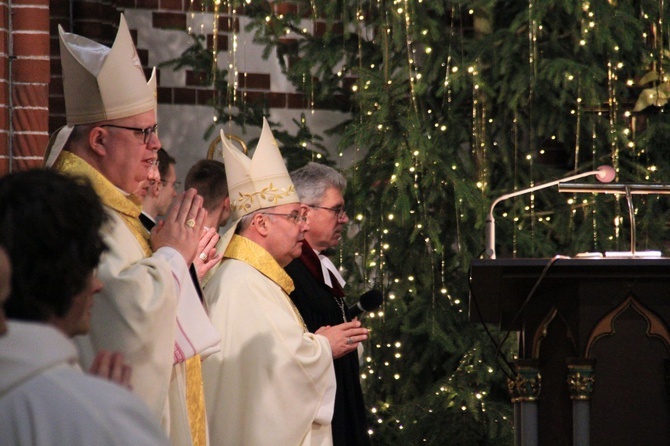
[166,0,670,443]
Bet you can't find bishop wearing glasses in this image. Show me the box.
[201,119,368,446]
[44,14,220,446]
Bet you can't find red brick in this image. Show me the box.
[314,21,343,37]
[13,158,44,172]
[0,60,8,81]
[13,33,50,57]
[12,7,49,31]
[196,89,216,105]
[137,0,160,8]
[12,59,50,83]
[115,0,137,7]
[287,93,307,108]
[268,92,287,108]
[274,2,298,15]
[189,0,207,10]
[218,16,239,33]
[12,133,49,158]
[0,107,8,131]
[173,87,196,104]
[206,34,228,52]
[12,107,49,130]
[0,157,9,176]
[239,72,270,90]
[153,12,187,30]
[0,30,7,55]
[157,87,173,104]
[160,0,184,11]
[0,81,8,106]
[12,0,48,5]
[243,91,266,105]
[12,83,49,107]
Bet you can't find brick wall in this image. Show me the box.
[0,0,50,174]
[0,1,350,175]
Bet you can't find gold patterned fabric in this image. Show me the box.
[224,235,307,330]
[186,355,207,446]
[224,235,294,294]
[53,151,151,257]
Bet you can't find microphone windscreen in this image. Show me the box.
[360,289,383,311]
[596,165,615,183]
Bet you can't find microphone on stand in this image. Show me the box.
[348,289,383,318]
[485,165,615,259]
[558,181,670,257]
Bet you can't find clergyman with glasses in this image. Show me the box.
[140,148,180,227]
[201,119,369,446]
[43,14,220,446]
[285,162,372,446]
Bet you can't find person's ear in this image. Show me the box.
[89,127,107,157]
[253,213,270,236]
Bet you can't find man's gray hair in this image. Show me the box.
[290,162,346,206]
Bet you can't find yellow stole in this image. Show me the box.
[224,235,307,330]
[55,151,207,445]
[53,151,151,257]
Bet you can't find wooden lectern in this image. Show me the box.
[469,258,670,446]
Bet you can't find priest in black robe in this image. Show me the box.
[285,163,372,446]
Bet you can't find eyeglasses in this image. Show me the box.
[309,204,347,220]
[262,212,308,225]
[160,180,182,189]
[100,123,158,144]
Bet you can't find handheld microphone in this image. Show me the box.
[485,165,615,259]
[348,289,383,318]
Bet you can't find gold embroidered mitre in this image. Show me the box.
[221,117,299,221]
[203,118,298,286]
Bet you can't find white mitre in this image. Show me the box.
[202,118,298,285]
[44,14,156,167]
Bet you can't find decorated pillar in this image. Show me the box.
[567,359,595,446]
[508,359,541,446]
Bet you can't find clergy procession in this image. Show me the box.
[0,13,372,446]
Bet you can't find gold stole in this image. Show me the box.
[53,151,151,256]
[55,151,206,444]
[224,235,307,330]
[186,356,206,446]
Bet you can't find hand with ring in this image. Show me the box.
[193,226,222,280]
[150,188,206,264]
[316,320,369,359]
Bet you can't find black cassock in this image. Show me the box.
[285,241,371,446]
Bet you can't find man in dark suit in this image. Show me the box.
[285,162,371,446]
